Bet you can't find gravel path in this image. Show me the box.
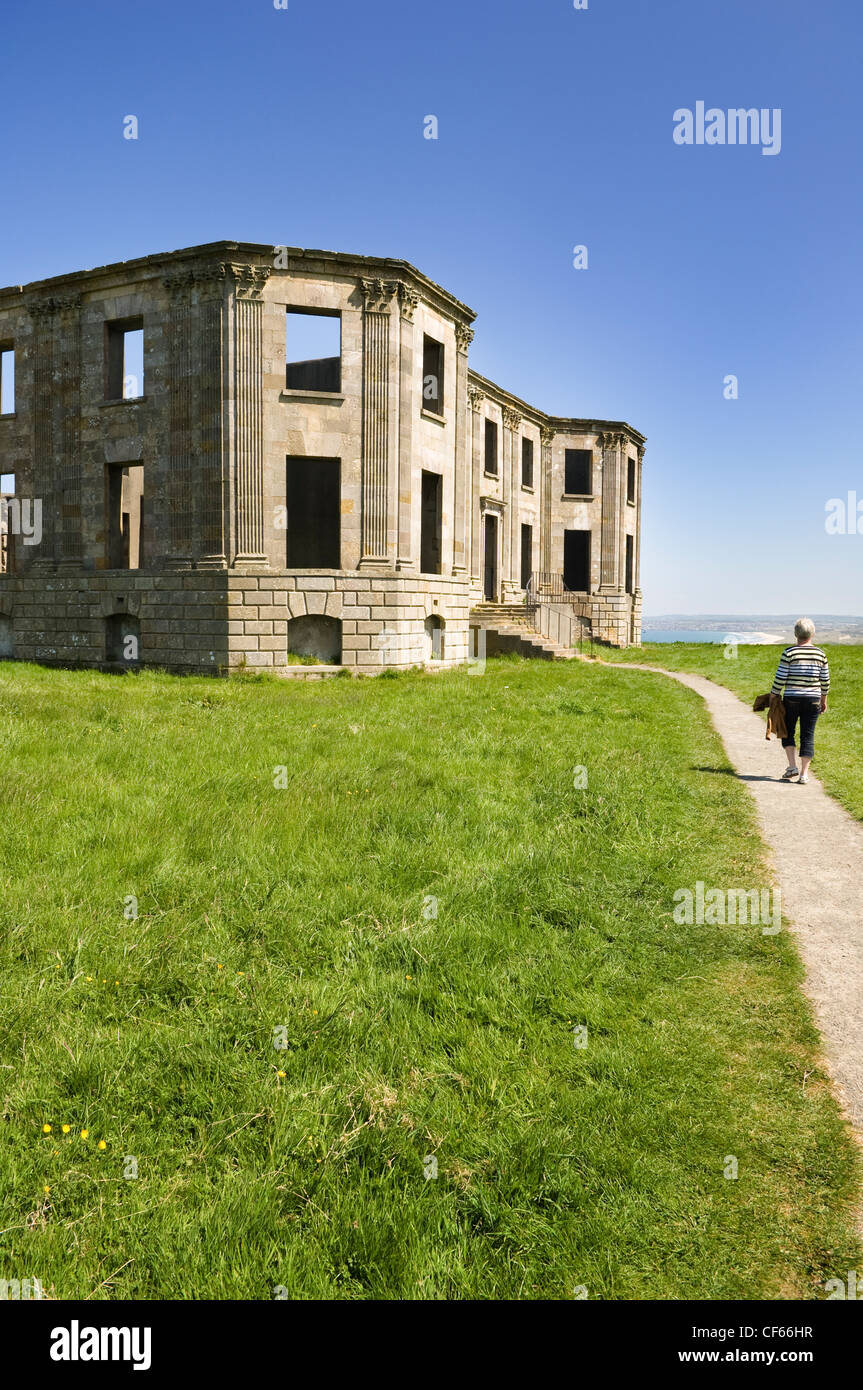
[613,662,863,1149]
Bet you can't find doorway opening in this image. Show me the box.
[106,464,145,569]
[420,470,442,574]
[483,514,498,601]
[563,529,591,593]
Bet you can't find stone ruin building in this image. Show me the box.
[0,241,644,673]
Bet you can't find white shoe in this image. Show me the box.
[781,766,799,780]
[798,773,809,784]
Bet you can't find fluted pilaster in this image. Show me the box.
[56,295,83,566]
[231,266,269,564]
[635,444,644,593]
[27,299,58,569]
[396,282,418,571]
[453,325,473,575]
[599,431,624,590]
[469,387,484,582]
[164,271,196,566]
[196,264,231,566]
[540,426,554,572]
[359,278,397,567]
[503,407,521,594]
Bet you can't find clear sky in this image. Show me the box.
[3,0,861,614]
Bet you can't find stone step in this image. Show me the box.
[472,617,578,662]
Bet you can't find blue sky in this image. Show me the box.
[3,0,861,614]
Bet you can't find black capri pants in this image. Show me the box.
[781,696,821,759]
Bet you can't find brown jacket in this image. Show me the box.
[753,692,787,740]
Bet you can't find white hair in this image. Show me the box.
[794,617,815,642]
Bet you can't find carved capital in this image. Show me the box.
[396,282,419,321]
[503,408,522,433]
[163,270,195,298]
[468,386,484,413]
[456,324,474,354]
[540,425,555,447]
[54,293,82,318]
[228,264,271,299]
[597,430,624,453]
[360,277,397,313]
[27,298,57,321]
[189,262,231,300]
[193,262,230,283]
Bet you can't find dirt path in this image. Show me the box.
[613,662,863,1148]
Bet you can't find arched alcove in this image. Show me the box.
[423,614,445,662]
[105,613,141,664]
[287,614,342,664]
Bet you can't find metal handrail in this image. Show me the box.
[525,571,586,608]
[525,573,594,656]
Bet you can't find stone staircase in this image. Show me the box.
[469,603,578,661]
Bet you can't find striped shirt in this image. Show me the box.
[771,644,830,700]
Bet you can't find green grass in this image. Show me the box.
[601,642,863,822]
[0,657,859,1299]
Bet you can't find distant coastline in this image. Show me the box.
[643,615,863,644]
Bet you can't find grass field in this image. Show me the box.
[601,643,863,822]
[0,656,859,1299]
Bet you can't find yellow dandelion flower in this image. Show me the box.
[97,1140,107,1151]
[277,1070,286,1078]
[80,1129,89,1140]
[217,964,223,970]
[43,1185,51,1194]
[405,975,412,980]
[312,1009,318,1015]
[61,1124,71,1134]
[42,1123,52,1134]
[86,976,93,982]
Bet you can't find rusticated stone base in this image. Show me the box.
[0,569,472,675]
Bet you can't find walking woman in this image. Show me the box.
[772,618,830,784]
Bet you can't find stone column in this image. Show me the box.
[229,264,270,565]
[598,430,624,591]
[633,443,645,642]
[56,294,83,567]
[503,407,522,596]
[618,439,632,596]
[634,444,644,592]
[395,283,418,572]
[27,298,58,570]
[540,425,554,576]
[163,271,196,567]
[195,263,231,568]
[453,325,473,576]
[468,387,484,584]
[359,277,397,568]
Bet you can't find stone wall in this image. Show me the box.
[0,240,644,674]
[0,569,471,674]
